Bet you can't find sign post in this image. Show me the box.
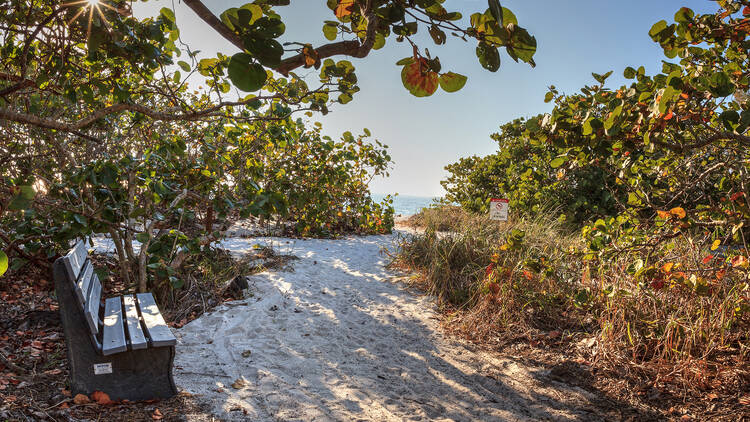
[489,198,509,222]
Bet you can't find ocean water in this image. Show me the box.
[371,193,439,217]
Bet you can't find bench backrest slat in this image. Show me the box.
[136,293,176,347]
[63,240,88,281]
[102,297,127,356]
[123,295,148,350]
[74,260,94,307]
[85,273,102,335]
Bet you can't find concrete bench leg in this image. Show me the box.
[53,260,177,401]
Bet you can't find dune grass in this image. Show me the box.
[392,206,750,401]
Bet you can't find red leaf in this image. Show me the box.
[488,282,500,295]
[743,6,750,16]
[651,280,665,290]
[401,59,439,97]
[730,192,744,201]
[485,263,495,277]
[702,254,714,265]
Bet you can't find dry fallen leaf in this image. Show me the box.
[91,390,113,405]
[152,408,163,420]
[73,393,90,405]
[231,378,246,389]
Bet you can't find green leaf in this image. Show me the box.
[243,37,283,68]
[719,109,740,129]
[160,7,175,23]
[170,276,184,289]
[396,57,415,66]
[135,233,151,243]
[627,192,642,206]
[372,33,385,50]
[507,27,536,64]
[228,53,267,92]
[592,71,613,84]
[648,20,668,39]
[73,214,88,226]
[488,0,504,27]
[674,7,694,23]
[429,25,446,45]
[438,72,467,93]
[709,71,735,97]
[476,42,500,72]
[8,185,35,211]
[550,157,566,168]
[178,60,191,71]
[323,22,338,40]
[0,251,7,277]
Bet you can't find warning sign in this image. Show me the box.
[489,198,509,221]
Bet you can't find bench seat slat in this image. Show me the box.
[102,297,127,356]
[74,260,94,307]
[123,295,148,350]
[63,240,88,281]
[85,274,102,335]
[136,293,176,347]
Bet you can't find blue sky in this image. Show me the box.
[135,1,718,197]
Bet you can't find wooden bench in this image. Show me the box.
[52,240,177,401]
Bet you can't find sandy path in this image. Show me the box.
[174,232,601,421]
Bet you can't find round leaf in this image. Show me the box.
[228,53,267,92]
[550,157,566,168]
[476,42,500,72]
[439,72,467,93]
[401,61,439,97]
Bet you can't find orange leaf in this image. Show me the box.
[669,207,686,219]
[661,262,674,273]
[744,6,750,16]
[73,393,91,405]
[152,408,164,420]
[702,254,714,265]
[335,0,354,19]
[302,45,320,68]
[663,111,674,120]
[657,210,671,219]
[91,391,113,405]
[730,192,745,201]
[680,92,689,99]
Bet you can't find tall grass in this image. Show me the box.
[392,206,750,392]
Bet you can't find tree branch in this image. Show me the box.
[182,0,380,77]
[182,0,244,51]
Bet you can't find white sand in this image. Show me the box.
[173,231,601,421]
